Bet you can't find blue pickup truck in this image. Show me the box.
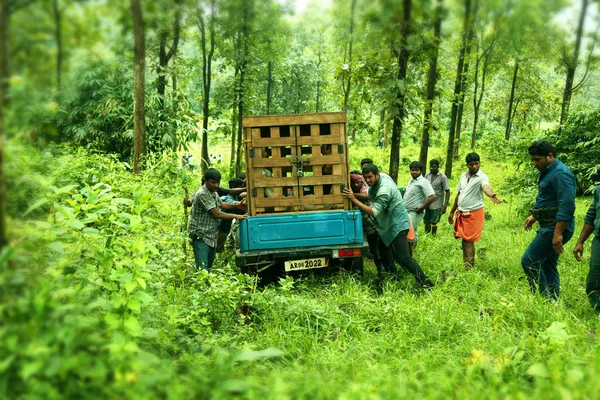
[235,112,367,281]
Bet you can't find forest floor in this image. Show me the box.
[6,140,600,399]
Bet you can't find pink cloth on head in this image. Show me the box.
[350,174,363,182]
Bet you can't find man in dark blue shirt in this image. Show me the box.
[522,140,576,300]
[573,183,600,313]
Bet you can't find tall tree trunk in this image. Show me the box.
[342,0,356,141]
[342,0,356,113]
[419,0,443,167]
[131,0,146,174]
[198,1,215,175]
[453,0,478,158]
[53,0,62,92]
[444,0,471,179]
[157,6,181,109]
[235,1,249,177]
[315,36,322,113]
[0,0,10,249]
[229,87,238,175]
[266,61,272,114]
[559,0,588,127]
[471,50,490,149]
[505,61,519,141]
[389,0,412,183]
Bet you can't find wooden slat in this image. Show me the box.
[242,112,346,127]
[250,137,298,147]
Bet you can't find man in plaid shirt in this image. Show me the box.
[186,168,247,270]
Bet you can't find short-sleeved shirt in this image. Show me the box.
[584,185,600,237]
[188,185,222,247]
[534,158,576,233]
[425,171,450,210]
[456,170,490,212]
[369,173,411,246]
[403,175,435,212]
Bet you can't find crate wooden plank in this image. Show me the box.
[250,157,297,168]
[252,176,298,187]
[242,112,346,127]
[250,137,298,147]
[294,136,340,146]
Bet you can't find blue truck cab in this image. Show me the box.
[235,113,367,279]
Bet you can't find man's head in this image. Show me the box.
[360,158,373,169]
[228,177,244,189]
[350,173,364,193]
[429,159,440,175]
[203,168,221,192]
[362,163,380,187]
[465,153,481,176]
[528,140,556,171]
[409,161,424,179]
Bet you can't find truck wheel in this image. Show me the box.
[341,257,363,276]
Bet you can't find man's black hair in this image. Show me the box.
[409,161,424,171]
[360,158,373,167]
[362,164,379,175]
[350,169,362,175]
[228,177,243,189]
[204,168,221,182]
[429,159,440,167]
[465,152,480,164]
[528,140,556,157]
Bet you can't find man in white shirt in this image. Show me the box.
[404,161,436,255]
[448,152,501,269]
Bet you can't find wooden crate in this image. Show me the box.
[243,112,351,216]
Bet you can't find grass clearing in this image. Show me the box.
[5,141,600,398]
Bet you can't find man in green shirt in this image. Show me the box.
[343,164,434,288]
[574,184,600,313]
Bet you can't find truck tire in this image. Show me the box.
[340,257,363,276]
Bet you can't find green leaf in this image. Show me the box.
[113,198,134,206]
[53,184,79,195]
[127,298,141,313]
[46,241,65,254]
[543,321,573,344]
[23,198,49,216]
[83,227,101,236]
[66,219,85,230]
[526,363,550,378]
[232,347,284,362]
[124,280,138,294]
[124,316,142,337]
[0,355,15,373]
[136,277,146,289]
[134,291,153,305]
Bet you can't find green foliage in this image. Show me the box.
[550,107,600,193]
[52,58,198,161]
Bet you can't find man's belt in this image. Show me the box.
[531,207,558,227]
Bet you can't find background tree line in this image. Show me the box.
[2,0,600,247]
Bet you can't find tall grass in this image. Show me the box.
[6,140,600,399]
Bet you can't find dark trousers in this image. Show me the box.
[586,236,600,313]
[378,229,431,286]
[367,232,385,274]
[521,229,573,300]
[192,237,216,271]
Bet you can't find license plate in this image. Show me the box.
[284,257,326,272]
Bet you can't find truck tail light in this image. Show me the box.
[338,249,362,258]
